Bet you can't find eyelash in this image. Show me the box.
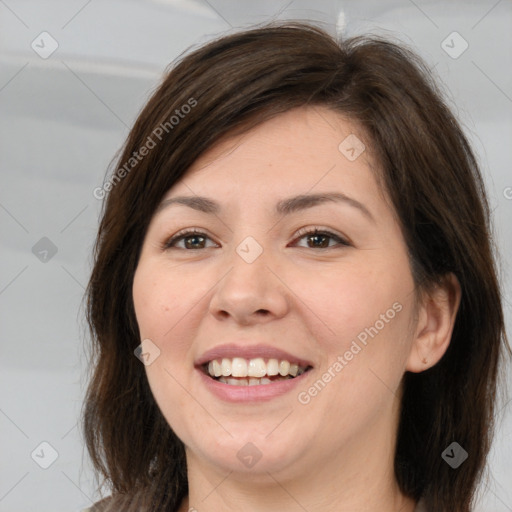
[162,226,351,251]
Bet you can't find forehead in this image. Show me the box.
[165,106,380,199]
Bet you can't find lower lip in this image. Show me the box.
[196,368,312,403]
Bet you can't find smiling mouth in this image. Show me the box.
[202,357,313,386]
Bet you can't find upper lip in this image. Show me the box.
[195,343,314,368]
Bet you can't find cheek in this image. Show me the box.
[132,261,214,384]
[132,262,192,342]
[133,263,202,438]
[289,262,398,346]
[295,291,411,441]
[290,258,413,397]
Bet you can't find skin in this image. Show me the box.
[132,106,461,512]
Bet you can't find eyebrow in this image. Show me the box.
[155,192,375,222]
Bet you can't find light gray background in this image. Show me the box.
[0,1,511,511]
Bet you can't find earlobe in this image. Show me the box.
[406,273,461,373]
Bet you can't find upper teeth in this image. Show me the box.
[207,357,306,378]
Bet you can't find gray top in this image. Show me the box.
[415,498,428,512]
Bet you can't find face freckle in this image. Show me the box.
[132,105,417,480]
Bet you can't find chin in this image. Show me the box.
[186,427,309,478]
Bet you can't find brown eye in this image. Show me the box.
[163,230,216,250]
[293,228,350,249]
[163,227,350,251]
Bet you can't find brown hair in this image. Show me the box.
[82,21,510,512]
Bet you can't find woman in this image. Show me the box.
[82,21,510,512]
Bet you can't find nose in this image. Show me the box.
[208,243,290,326]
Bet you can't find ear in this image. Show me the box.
[406,273,461,373]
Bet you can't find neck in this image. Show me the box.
[179,466,416,512]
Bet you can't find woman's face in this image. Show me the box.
[132,106,419,481]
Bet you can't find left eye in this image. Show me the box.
[163,228,350,250]
[293,228,350,249]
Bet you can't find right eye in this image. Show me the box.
[162,229,218,250]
